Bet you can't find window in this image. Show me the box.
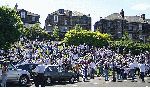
[54,15,58,22]
[129,34,132,39]
[139,35,143,40]
[108,22,111,27]
[117,32,122,38]
[8,64,15,70]
[65,27,67,32]
[21,11,26,18]
[139,24,142,30]
[32,17,35,21]
[128,24,132,30]
[65,20,67,25]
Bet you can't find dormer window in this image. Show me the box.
[54,15,58,22]
[21,11,26,18]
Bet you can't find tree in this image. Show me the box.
[0,6,23,50]
[63,28,111,47]
[73,24,83,31]
[52,26,60,41]
[22,23,51,41]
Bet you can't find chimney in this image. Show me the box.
[100,17,102,20]
[69,11,72,16]
[120,9,124,19]
[15,3,18,10]
[58,9,64,14]
[141,14,145,20]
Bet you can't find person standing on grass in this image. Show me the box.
[139,61,146,82]
[123,65,129,80]
[1,62,8,87]
[129,60,135,82]
[90,60,96,79]
[116,61,121,80]
[104,61,109,81]
[34,60,46,87]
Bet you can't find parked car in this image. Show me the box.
[44,65,77,84]
[0,61,31,86]
[15,63,38,79]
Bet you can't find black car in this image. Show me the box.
[16,63,39,79]
[44,65,77,84]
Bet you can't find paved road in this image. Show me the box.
[29,76,150,87]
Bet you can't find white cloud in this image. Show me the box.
[131,3,150,11]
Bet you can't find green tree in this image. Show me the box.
[0,6,23,50]
[121,32,131,41]
[63,29,111,47]
[22,23,51,41]
[52,26,60,40]
[73,24,83,31]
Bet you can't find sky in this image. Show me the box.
[1,0,150,30]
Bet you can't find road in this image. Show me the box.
[27,76,150,87]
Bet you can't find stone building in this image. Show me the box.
[45,9,91,34]
[94,9,150,42]
[14,3,40,28]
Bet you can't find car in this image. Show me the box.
[44,65,77,85]
[15,63,38,79]
[0,61,31,86]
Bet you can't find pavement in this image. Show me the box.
[28,76,150,87]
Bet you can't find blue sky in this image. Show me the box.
[1,0,150,30]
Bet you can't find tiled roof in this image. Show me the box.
[51,9,89,17]
[27,11,39,16]
[72,11,84,16]
[105,13,145,23]
[125,16,145,23]
[105,13,123,20]
[17,9,39,17]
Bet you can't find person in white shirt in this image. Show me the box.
[34,60,46,87]
[133,59,139,75]
[123,65,129,80]
[58,58,63,72]
[129,61,135,81]
[90,60,96,79]
[138,61,146,82]
[45,57,50,65]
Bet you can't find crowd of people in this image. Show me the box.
[0,38,150,86]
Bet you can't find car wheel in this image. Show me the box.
[19,75,29,86]
[46,77,52,85]
[69,76,75,84]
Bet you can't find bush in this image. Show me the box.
[109,40,150,55]
[22,23,51,41]
[63,29,111,47]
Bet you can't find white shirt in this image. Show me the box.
[45,58,50,65]
[139,64,146,72]
[90,62,96,69]
[133,61,138,68]
[124,67,129,73]
[58,59,62,66]
[73,54,78,60]
[129,62,135,69]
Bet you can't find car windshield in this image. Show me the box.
[16,64,38,71]
[8,63,16,70]
[45,66,59,72]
